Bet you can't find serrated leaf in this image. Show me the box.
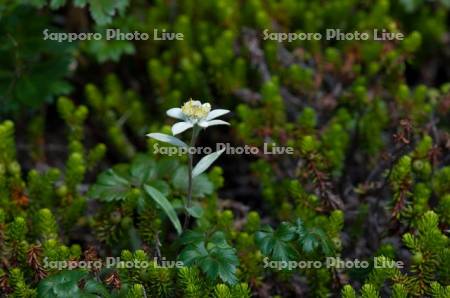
[37,270,87,298]
[294,219,335,256]
[87,0,129,25]
[143,185,182,235]
[302,234,319,253]
[179,231,239,285]
[255,223,297,262]
[209,231,228,246]
[179,241,208,265]
[88,169,131,201]
[129,154,157,184]
[83,279,111,297]
[192,148,226,177]
[0,10,75,115]
[147,133,188,148]
[180,230,205,245]
[83,30,135,63]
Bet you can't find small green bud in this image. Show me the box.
[121,216,133,229]
[7,217,27,241]
[354,85,367,102]
[368,62,380,75]
[308,194,319,204]
[69,141,84,154]
[70,244,82,258]
[413,160,423,171]
[402,31,422,52]
[121,250,133,261]
[3,120,14,130]
[130,188,142,200]
[222,210,233,221]
[300,135,318,153]
[332,209,344,219]
[76,165,86,175]
[230,230,237,239]
[134,250,147,261]
[412,252,423,264]
[59,245,70,259]
[75,105,89,121]
[325,47,340,64]
[56,185,68,197]
[397,84,409,101]
[8,161,21,175]
[110,211,122,224]
[70,152,83,163]
[332,237,342,250]
[28,169,39,179]
[297,107,317,129]
[245,211,261,232]
[413,160,431,177]
[237,232,250,247]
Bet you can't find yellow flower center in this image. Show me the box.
[181,99,211,120]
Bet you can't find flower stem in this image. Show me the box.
[184,126,199,228]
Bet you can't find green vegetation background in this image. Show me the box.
[0,0,449,297]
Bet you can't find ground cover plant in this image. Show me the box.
[0,0,450,297]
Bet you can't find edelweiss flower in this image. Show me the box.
[166,99,230,135]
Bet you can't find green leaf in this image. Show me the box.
[186,205,204,218]
[37,270,87,298]
[293,219,335,256]
[83,279,111,298]
[192,148,226,177]
[152,179,170,196]
[147,133,188,148]
[400,0,420,13]
[86,0,129,25]
[74,0,87,6]
[88,169,131,201]
[179,241,208,264]
[0,10,75,115]
[83,24,135,63]
[172,166,214,198]
[143,185,182,235]
[156,158,180,178]
[50,0,66,9]
[180,230,205,245]
[255,222,297,262]
[179,231,239,285]
[28,0,47,7]
[129,154,157,185]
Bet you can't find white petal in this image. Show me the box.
[166,108,185,120]
[198,120,209,128]
[206,109,230,121]
[172,121,193,135]
[204,120,230,127]
[146,133,188,147]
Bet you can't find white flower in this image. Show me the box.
[166,99,230,135]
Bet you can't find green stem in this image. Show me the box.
[184,126,199,228]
